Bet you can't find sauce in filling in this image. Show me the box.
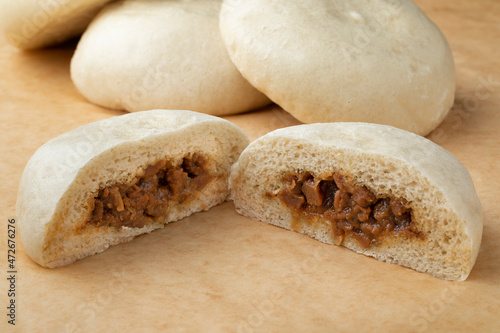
[88,154,213,228]
[276,172,421,248]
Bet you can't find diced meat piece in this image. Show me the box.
[391,198,411,217]
[352,187,376,208]
[88,154,213,229]
[301,178,325,206]
[334,190,350,213]
[143,160,167,179]
[166,168,188,197]
[276,171,420,249]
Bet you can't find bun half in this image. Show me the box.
[17,110,249,267]
[230,123,482,280]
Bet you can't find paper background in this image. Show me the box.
[1,0,499,331]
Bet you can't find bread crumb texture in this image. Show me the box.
[230,123,482,280]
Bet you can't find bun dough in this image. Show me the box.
[0,0,112,49]
[230,123,482,280]
[219,0,456,135]
[17,110,249,268]
[71,0,271,116]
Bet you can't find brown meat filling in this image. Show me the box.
[88,154,213,228]
[276,172,421,248]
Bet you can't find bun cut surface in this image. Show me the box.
[17,110,249,267]
[230,123,482,280]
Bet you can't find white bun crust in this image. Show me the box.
[70,0,271,116]
[17,110,249,268]
[0,0,113,49]
[219,0,456,135]
[230,123,482,281]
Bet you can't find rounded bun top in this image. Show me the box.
[25,109,247,188]
[71,0,271,115]
[1,0,113,49]
[219,0,456,135]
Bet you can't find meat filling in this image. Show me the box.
[276,172,421,248]
[88,154,213,228]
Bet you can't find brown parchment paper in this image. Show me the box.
[1,0,499,332]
